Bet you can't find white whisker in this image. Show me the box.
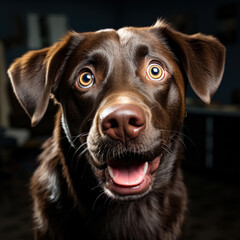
[92,191,105,211]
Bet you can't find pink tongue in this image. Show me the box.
[109,161,146,186]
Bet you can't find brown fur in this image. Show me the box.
[8,20,225,240]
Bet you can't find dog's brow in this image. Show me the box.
[117,29,174,74]
[87,51,108,64]
[88,38,119,58]
[85,40,120,73]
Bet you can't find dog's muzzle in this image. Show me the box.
[88,99,162,199]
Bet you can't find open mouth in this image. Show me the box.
[101,153,162,196]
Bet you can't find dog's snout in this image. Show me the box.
[100,104,146,143]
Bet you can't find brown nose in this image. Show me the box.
[100,104,146,144]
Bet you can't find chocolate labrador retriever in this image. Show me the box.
[8,20,225,240]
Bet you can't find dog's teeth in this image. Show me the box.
[144,162,148,175]
[108,166,114,179]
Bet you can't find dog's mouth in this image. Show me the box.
[94,152,162,197]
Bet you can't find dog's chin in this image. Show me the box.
[93,154,162,201]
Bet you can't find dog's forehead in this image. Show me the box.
[83,27,172,65]
[100,27,172,65]
[94,27,149,43]
[87,26,160,53]
[117,27,145,45]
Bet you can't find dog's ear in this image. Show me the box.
[154,20,226,104]
[8,33,77,126]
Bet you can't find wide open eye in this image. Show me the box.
[147,63,165,81]
[77,71,95,89]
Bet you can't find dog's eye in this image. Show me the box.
[77,71,95,89]
[147,63,165,81]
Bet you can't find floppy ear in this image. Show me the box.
[154,20,226,104]
[8,33,78,126]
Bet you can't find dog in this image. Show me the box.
[8,20,225,240]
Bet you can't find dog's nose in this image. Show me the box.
[100,104,146,144]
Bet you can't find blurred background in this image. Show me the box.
[0,0,239,239]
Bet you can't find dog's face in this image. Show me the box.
[60,25,187,200]
[8,20,225,201]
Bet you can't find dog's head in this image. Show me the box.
[8,20,225,200]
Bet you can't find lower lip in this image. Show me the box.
[105,155,161,196]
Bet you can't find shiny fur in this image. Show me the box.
[8,20,225,240]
